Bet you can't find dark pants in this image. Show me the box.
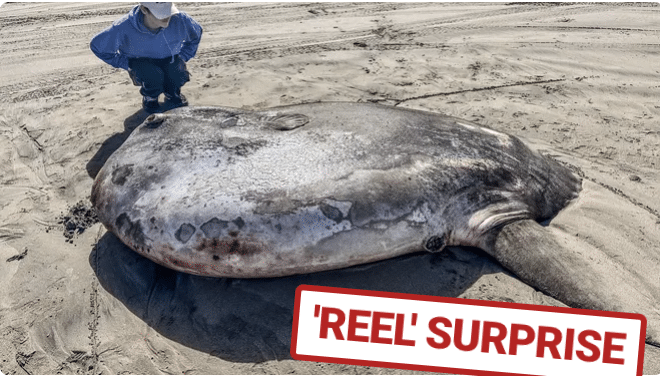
[128,55,190,99]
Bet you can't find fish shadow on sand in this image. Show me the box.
[90,232,504,363]
[85,110,152,179]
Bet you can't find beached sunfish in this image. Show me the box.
[91,102,659,346]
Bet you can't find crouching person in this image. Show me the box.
[90,2,202,112]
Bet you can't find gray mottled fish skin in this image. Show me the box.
[91,102,580,278]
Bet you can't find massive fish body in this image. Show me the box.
[92,102,579,278]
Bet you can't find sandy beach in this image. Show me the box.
[1,2,659,374]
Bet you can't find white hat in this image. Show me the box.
[140,2,179,20]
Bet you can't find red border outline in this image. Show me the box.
[290,284,647,376]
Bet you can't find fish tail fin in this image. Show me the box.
[483,219,659,347]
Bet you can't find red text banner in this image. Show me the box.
[291,285,646,376]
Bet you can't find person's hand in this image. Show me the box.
[172,55,191,81]
[128,67,141,86]
[174,55,187,71]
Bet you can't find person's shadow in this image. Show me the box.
[86,109,151,178]
[86,102,182,179]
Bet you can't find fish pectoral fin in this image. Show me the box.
[262,113,309,131]
[484,219,660,347]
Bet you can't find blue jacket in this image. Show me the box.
[90,5,202,70]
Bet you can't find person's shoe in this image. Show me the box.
[142,96,160,112]
[164,93,188,108]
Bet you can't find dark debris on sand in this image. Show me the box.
[58,200,99,242]
[6,248,28,262]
